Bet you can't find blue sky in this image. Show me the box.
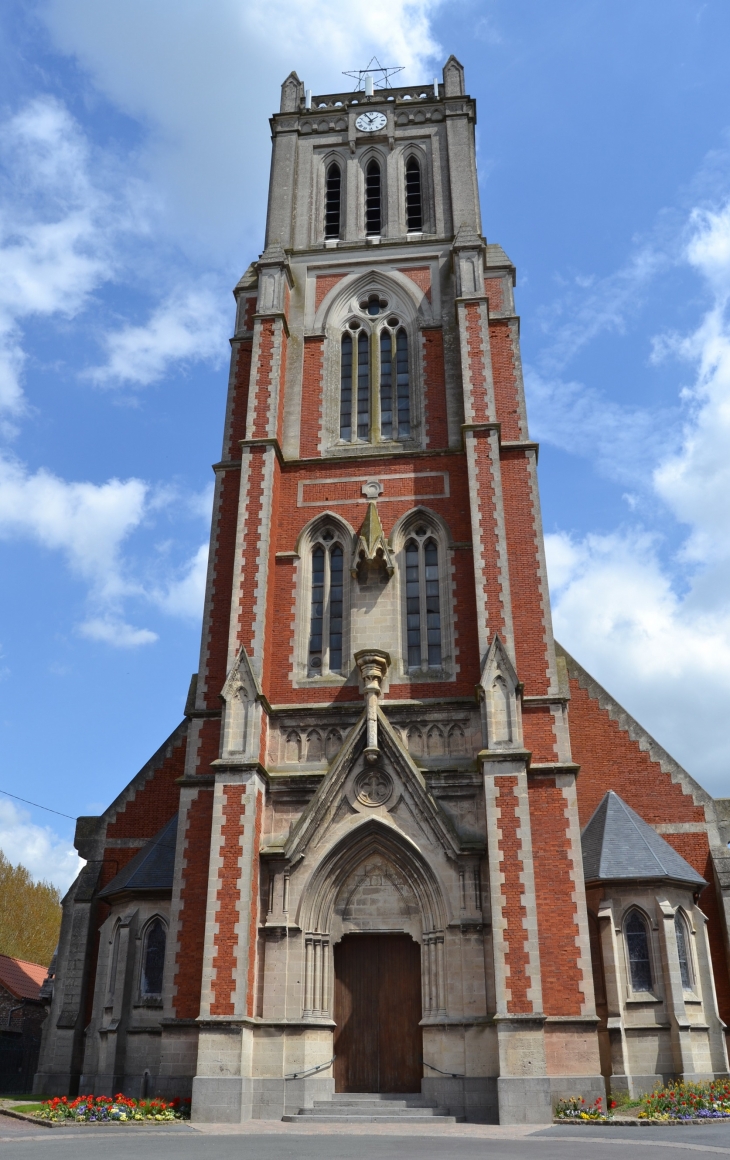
[1,0,729,889]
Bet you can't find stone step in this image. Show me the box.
[299,1106,442,1117]
[312,1099,437,1110]
[329,1092,424,1101]
[282,1114,459,1124]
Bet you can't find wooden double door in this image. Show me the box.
[333,934,422,1093]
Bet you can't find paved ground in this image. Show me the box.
[5,1113,730,1160]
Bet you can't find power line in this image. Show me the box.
[0,788,77,821]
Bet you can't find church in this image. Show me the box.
[34,57,730,1125]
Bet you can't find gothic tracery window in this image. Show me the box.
[325,162,342,239]
[340,308,410,445]
[308,529,345,676]
[625,910,652,992]
[405,156,423,232]
[140,917,166,997]
[405,526,442,670]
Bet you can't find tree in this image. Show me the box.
[0,852,61,967]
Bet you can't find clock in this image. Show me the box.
[355,110,387,133]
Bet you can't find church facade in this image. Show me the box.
[34,58,730,1125]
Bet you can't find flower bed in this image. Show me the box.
[638,1079,730,1120]
[555,1096,615,1120]
[35,1094,191,1123]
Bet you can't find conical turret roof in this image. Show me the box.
[581,791,706,888]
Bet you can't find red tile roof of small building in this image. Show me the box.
[0,953,47,1000]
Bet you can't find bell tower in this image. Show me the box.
[162,55,603,1124]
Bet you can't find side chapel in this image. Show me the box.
[34,58,730,1125]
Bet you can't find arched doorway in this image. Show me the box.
[333,933,422,1093]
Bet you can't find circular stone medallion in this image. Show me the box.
[355,768,393,807]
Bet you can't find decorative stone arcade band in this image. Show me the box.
[323,155,423,241]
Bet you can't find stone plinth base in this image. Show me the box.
[191,1074,335,1122]
[498,1074,606,1125]
[421,1076,497,1123]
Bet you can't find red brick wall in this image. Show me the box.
[484,277,504,312]
[225,340,252,459]
[464,303,490,422]
[523,705,558,763]
[173,788,214,1019]
[567,680,704,828]
[199,468,240,710]
[500,449,552,696]
[211,787,246,1016]
[300,336,324,457]
[315,274,345,311]
[490,320,521,441]
[470,429,508,643]
[567,676,730,1022]
[252,319,275,439]
[399,266,432,302]
[276,329,288,444]
[496,776,532,1013]
[422,329,448,450]
[234,448,267,656]
[529,776,583,1015]
[105,730,187,841]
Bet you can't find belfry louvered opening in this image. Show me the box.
[324,163,341,239]
[365,160,382,236]
[405,156,423,232]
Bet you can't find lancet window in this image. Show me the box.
[140,917,166,997]
[405,526,442,670]
[365,160,381,236]
[405,156,423,232]
[675,910,693,990]
[308,529,345,676]
[324,163,342,239]
[339,299,410,445]
[625,910,652,992]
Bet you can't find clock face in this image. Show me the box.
[355,110,387,133]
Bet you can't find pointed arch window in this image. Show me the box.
[405,526,441,670]
[405,156,423,232]
[308,530,345,676]
[365,160,381,236]
[380,326,410,440]
[324,162,342,239]
[140,917,166,997]
[107,921,121,1000]
[625,910,652,992]
[674,910,693,990]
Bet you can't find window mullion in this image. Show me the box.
[419,543,428,670]
[322,548,331,675]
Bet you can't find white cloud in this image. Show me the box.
[88,288,228,388]
[151,542,208,620]
[39,0,444,255]
[543,195,730,796]
[0,97,114,417]
[0,454,210,646]
[0,454,147,601]
[0,798,83,893]
[79,617,158,648]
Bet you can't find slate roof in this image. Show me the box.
[99,814,178,900]
[0,953,47,1000]
[581,791,707,888]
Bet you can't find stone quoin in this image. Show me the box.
[34,57,730,1125]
